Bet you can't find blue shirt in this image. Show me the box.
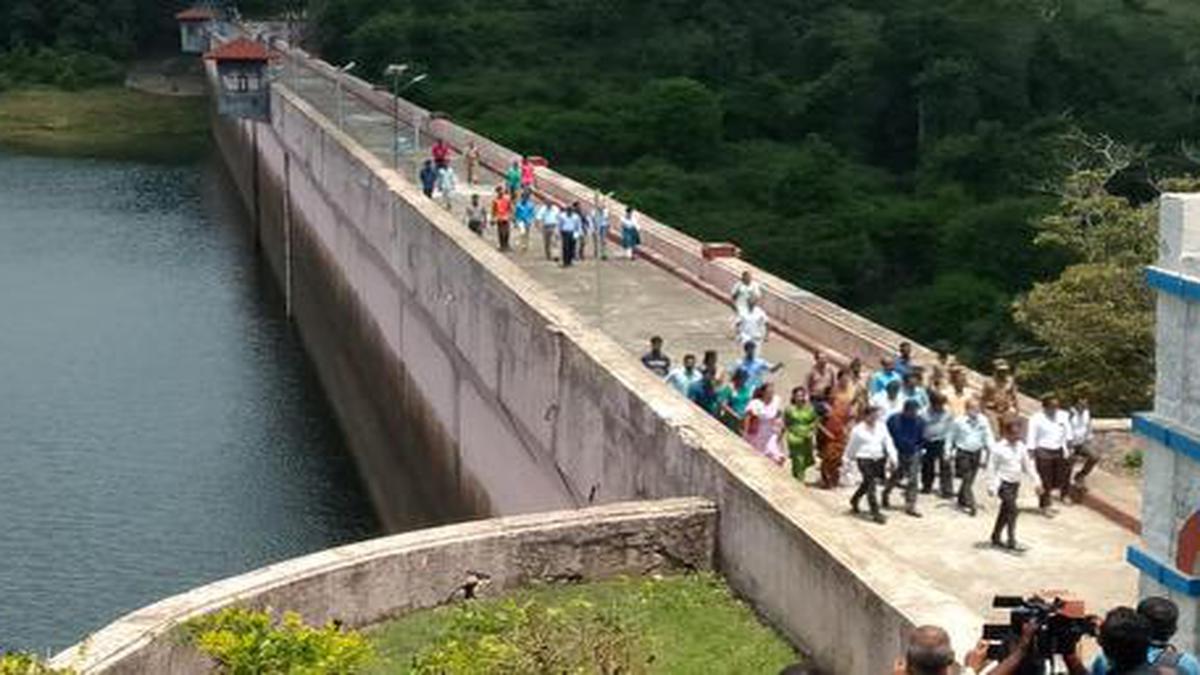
[515,200,535,224]
[1091,647,1200,675]
[730,357,774,389]
[688,379,721,416]
[887,414,925,457]
[869,369,902,395]
[903,386,930,414]
[895,357,913,378]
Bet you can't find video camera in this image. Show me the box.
[982,595,1097,663]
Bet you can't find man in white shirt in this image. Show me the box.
[870,380,906,419]
[538,202,560,261]
[1025,395,1073,513]
[1069,397,1098,490]
[988,418,1042,550]
[730,270,762,315]
[733,296,769,349]
[846,405,896,524]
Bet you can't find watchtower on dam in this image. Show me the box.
[59,30,1152,672]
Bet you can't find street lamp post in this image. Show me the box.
[384,64,408,169]
[335,61,355,129]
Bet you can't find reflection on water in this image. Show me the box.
[0,151,386,652]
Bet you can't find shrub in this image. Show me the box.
[0,653,74,674]
[182,607,373,674]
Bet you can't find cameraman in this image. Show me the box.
[983,608,1154,675]
[1091,598,1200,675]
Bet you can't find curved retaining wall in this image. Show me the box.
[49,499,717,674]
[174,66,985,674]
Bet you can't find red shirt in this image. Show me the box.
[491,195,512,221]
[432,142,450,163]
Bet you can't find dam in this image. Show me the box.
[41,29,1149,673]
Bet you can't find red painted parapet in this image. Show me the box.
[701,242,741,261]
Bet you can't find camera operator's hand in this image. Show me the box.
[989,621,1039,675]
[964,640,992,674]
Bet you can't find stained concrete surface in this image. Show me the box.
[280,60,1137,622]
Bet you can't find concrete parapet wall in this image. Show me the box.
[49,499,717,674]
[188,67,984,673]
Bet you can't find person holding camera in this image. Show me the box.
[987,417,1042,550]
[981,607,1154,675]
[1092,597,1200,675]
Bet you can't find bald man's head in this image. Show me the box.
[906,625,954,675]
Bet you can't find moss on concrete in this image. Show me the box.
[366,573,797,674]
[0,86,209,163]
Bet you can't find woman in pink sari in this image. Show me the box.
[743,382,785,465]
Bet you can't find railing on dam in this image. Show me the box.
[277,41,1134,447]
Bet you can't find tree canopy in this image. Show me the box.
[311,0,1199,406]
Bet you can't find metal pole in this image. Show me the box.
[336,78,342,129]
[413,109,421,152]
[392,74,400,170]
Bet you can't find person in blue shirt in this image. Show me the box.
[868,357,902,395]
[895,341,914,378]
[514,192,536,252]
[729,341,782,390]
[418,159,437,198]
[1092,597,1200,675]
[882,399,926,517]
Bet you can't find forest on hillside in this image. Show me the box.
[309,0,1200,412]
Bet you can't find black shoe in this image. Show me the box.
[871,512,887,524]
[881,493,892,510]
[991,537,1004,548]
[850,500,861,514]
[1007,541,1026,552]
[920,488,933,495]
[905,508,923,518]
[967,506,977,517]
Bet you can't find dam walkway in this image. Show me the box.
[277,55,1136,623]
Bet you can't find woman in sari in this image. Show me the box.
[784,386,818,481]
[817,374,856,488]
[744,382,785,465]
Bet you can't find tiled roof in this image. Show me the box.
[176,7,216,21]
[205,38,271,62]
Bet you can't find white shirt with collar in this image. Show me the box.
[1025,409,1073,455]
[1069,407,1092,446]
[869,390,905,419]
[987,438,1041,493]
[845,420,897,465]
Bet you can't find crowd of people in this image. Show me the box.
[892,595,1198,675]
[419,141,644,265]
[639,270,1097,551]
[425,135,1100,552]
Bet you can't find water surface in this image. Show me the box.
[0,151,384,652]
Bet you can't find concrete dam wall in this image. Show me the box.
[209,71,980,673]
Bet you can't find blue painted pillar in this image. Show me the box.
[1129,194,1200,651]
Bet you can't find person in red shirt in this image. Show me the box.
[490,186,513,252]
[520,156,535,189]
[431,139,451,169]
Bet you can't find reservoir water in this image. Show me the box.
[0,150,392,652]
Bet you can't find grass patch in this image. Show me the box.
[0,86,209,163]
[367,573,797,674]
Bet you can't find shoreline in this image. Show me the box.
[0,85,210,163]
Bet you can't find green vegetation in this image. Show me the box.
[368,573,796,674]
[0,654,73,675]
[0,86,209,162]
[315,0,1200,412]
[182,607,374,674]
